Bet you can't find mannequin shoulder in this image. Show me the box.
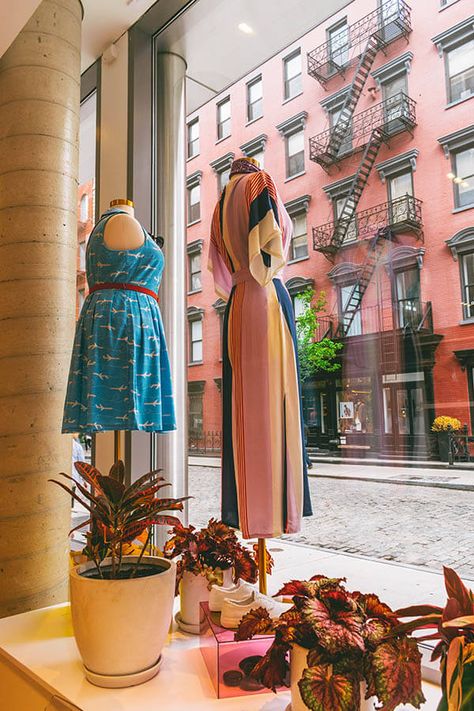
[103,213,144,251]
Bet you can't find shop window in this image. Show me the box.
[247,76,263,122]
[452,145,474,209]
[283,49,302,100]
[188,381,204,436]
[327,18,349,68]
[290,212,308,261]
[336,377,373,434]
[188,308,204,363]
[217,97,231,140]
[187,240,203,293]
[187,118,199,159]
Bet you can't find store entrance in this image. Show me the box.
[381,374,429,458]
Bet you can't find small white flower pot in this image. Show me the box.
[69,556,176,688]
[288,644,377,711]
[178,568,233,633]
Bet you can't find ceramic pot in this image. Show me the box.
[179,567,233,631]
[288,644,377,711]
[69,556,176,688]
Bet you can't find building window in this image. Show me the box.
[247,76,263,122]
[283,49,302,100]
[276,112,307,179]
[188,381,205,436]
[446,228,474,320]
[327,19,349,68]
[395,268,421,328]
[217,97,231,140]
[329,104,353,156]
[286,276,315,322]
[80,193,88,222]
[187,118,199,158]
[78,287,85,311]
[188,308,204,363]
[290,213,308,261]
[445,39,474,104]
[452,145,474,208]
[78,241,86,271]
[339,283,362,337]
[210,152,234,196]
[186,171,202,225]
[187,239,203,293]
[333,195,357,242]
[240,134,267,169]
[286,130,305,178]
[213,299,226,359]
[387,168,414,223]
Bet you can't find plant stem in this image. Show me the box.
[131,527,152,578]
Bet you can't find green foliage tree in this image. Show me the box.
[295,289,343,382]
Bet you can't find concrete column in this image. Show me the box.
[154,52,188,529]
[0,0,82,617]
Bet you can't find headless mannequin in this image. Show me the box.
[103,200,144,251]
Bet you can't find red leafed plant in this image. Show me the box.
[163,519,272,590]
[50,460,188,579]
[235,575,425,711]
[394,566,474,711]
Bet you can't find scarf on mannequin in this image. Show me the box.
[229,157,261,178]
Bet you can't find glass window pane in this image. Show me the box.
[389,170,413,199]
[288,131,304,155]
[293,294,306,318]
[454,147,474,206]
[285,52,301,80]
[218,99,230,121]
[448,40,474,77]
[329,22,349,65]
[248,79,262,102]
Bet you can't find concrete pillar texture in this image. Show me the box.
[0,0,82,617]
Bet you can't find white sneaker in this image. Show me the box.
[208,580,256,612]
[220,591,292,629]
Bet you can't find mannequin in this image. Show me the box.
[103,198,144,251]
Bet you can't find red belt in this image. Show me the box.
[89,282,159,302]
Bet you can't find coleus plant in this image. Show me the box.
[235,575,425,711]
[50,460,187,579]
[395,566,474,711]
[164,518,272,590]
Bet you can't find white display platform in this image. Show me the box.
[0,541,444,711]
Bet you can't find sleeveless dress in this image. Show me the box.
[62,207,176,433]
[209,170,312,539]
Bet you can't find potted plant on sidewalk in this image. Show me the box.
[431,416,461,462]
[235,574,425,711]
[395,566,474,711]
[164,519,262,633]
[51,460,187,688]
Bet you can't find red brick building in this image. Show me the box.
[185,0,474,459]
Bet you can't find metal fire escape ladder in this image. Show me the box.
[325,35,383,163]
[327,126,386,256]
[337,227,395,337]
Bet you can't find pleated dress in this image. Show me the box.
[62,207,176,433]
[209,170,312,539]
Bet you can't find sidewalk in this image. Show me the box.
[189,455,474,490]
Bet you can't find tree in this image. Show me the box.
[295,289,343,382]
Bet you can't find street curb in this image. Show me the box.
[308,472,474,492]
[308,455,474,471]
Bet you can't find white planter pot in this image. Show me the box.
[288,644,377,711]
[179,567,233,632]
[69,555,176,688]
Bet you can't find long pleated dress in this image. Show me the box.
[62,207,176,433]
[209,170,312,539]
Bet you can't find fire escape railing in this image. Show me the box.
[313,195,423,254]
[309,92,416,169]
[307,0,412,85]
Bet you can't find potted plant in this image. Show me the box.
[235,574,425,711]
[431,416,461,462]
[51,460,187,688]
[395,566,474,711]
[164,519,261,633]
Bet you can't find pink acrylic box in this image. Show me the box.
[199,601,288,699]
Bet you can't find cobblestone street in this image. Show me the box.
[189,465,474,580]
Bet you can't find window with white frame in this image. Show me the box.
[187,118,199,158]
[283,49,302,100]
[188,309,203,363]
[290,212,308,261]
[187,240,203,293]
[247,76,263,122]
[446,228,474,319]
[327,19,349,68]
[187,184,200,224]
[78,241,86,271]
[80,193,88,222]
[286,276,314,324]
[217,97,231,140]
[452,145,474,208]
[445,39,474,104]
[333,194,357,242]
[286,130,305,178]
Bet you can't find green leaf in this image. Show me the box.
[366,638,425,711]
[299,664,360,711]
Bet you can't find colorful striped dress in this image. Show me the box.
[209,169,312,539]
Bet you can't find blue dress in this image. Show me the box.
[62,208,176,433]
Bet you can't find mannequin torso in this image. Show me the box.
[103,202,144,251]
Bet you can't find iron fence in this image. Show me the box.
[188,430,222,455]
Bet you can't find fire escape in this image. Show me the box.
[307,0,421,367]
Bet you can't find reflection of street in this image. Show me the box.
[189,464,474,580]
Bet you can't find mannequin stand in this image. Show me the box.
[257,538,267,595]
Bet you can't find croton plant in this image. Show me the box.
[164,518,273,590]
[51,460,187,579]
[235,574,425,711]
[395,567,474,711]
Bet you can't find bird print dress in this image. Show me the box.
[209,169,312,539]
[62,207,176,433]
